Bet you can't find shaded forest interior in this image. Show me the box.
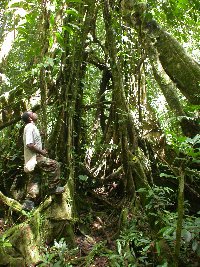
[0,0,200,266]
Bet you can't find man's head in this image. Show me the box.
[21,111,38,123]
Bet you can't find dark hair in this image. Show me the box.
[21,112,31,123]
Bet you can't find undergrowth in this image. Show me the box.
[37,188,200,267]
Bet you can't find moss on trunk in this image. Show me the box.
[154,28,200,105]
[0,178,76,266]
[121,0,200,104]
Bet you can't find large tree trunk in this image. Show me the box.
[121,0,200,104]
[153,28,200,105]
[150,53,185,117]
[103,0,149,204]
[152,60,200,137]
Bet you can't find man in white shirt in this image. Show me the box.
[22,111,64,210]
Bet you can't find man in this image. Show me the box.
[21,111,64,210]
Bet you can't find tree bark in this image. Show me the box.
[149,50,200,137]
[121,0,200,104]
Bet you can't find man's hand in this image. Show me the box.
[41,149,48,156]
[27,143,48,156]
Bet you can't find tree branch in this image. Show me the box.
[0,191,26,215]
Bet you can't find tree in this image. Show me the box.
[0,0,199,265]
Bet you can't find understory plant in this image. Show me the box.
[39,238,77,267]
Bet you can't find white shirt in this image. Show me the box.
[23,122,42,172]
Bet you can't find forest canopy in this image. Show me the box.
[0,0,200,266]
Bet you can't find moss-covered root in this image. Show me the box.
[0,191,25,214]
[0,189,76,266]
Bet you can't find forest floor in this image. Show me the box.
[72,190,122,266]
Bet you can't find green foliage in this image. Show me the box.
[158,212,200,261]
[105,198,200,266]
[0,124,24,194]
[147,0,200,59]
[168,134,200,155]
[84,241,107,266]
[78,174,88,182]
[113,220,152,266]
[138,186,175,215]
[134,184,200,265]
[39,238,77,267]
[0,236,12,248]
[148,0,200,30]
[167,134,200,184]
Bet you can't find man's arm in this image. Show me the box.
[27,143,47,156]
